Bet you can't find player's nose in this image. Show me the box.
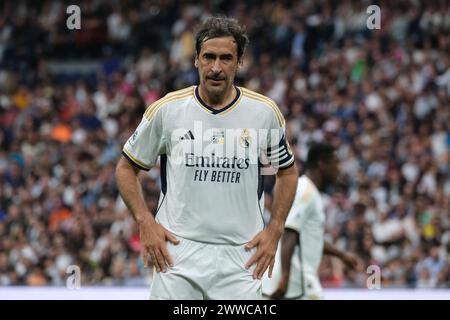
[211,58,222,73]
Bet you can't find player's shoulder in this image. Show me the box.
[143,86,194,120]
[239,87,284,126]
[298,175,320,204]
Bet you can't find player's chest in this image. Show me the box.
[164,106,269,156]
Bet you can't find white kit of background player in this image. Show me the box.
[262,175,325,299]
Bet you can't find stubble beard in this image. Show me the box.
[205,79,231,105]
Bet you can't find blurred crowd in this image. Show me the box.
[0,0,449,289]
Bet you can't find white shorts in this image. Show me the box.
[149,237,262,300]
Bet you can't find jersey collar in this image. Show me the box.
[194,85,241,115]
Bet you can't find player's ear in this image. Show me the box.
[194,55,199,68]
[237,58,243,70]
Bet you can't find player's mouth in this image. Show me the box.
[207,77,225,85]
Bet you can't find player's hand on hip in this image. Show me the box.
[139,217,179,273]
[244,227,282,280]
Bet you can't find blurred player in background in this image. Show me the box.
[263,143,360,299]
[116,16,298,299]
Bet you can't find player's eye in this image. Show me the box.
[203,54,215,61]
[221,55,233,61]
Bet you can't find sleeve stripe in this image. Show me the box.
[267,145,283,156]
[278,149,288,158]
[279,153,293,163]
[266,131,295,168]
[267,151,294,169]
[277,152,290,162]
[268,148,287,160]
[274,153,294,166]
[267,134,288,155]
[278,157,295,169]
[122,149,151,171]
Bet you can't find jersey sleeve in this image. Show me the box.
[265,105,295,170]
[122,105,166,171]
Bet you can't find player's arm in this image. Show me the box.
[270,163,298,233]
[270,228,298,300]
[115,157,151,226]
[115,157,179,273]
[323,241,358,270]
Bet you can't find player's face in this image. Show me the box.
[322,153,340,187]
[195,36,240,101]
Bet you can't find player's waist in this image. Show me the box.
[158,222,263,246]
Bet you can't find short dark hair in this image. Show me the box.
[194,16,249,61]
[306,143,335,169]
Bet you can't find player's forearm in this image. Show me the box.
[115,156,155,225]
[323,241,345,259]
[269,164,298,233]
[280,229,298,280]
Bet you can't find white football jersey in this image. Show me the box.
[262,175,325,299]
[123,86,294,245]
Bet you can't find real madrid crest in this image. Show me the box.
[239,128,251,148]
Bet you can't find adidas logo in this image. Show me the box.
[180,130,195,140]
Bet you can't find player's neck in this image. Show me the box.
[198,85,237,110]
[305,170,323,192]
